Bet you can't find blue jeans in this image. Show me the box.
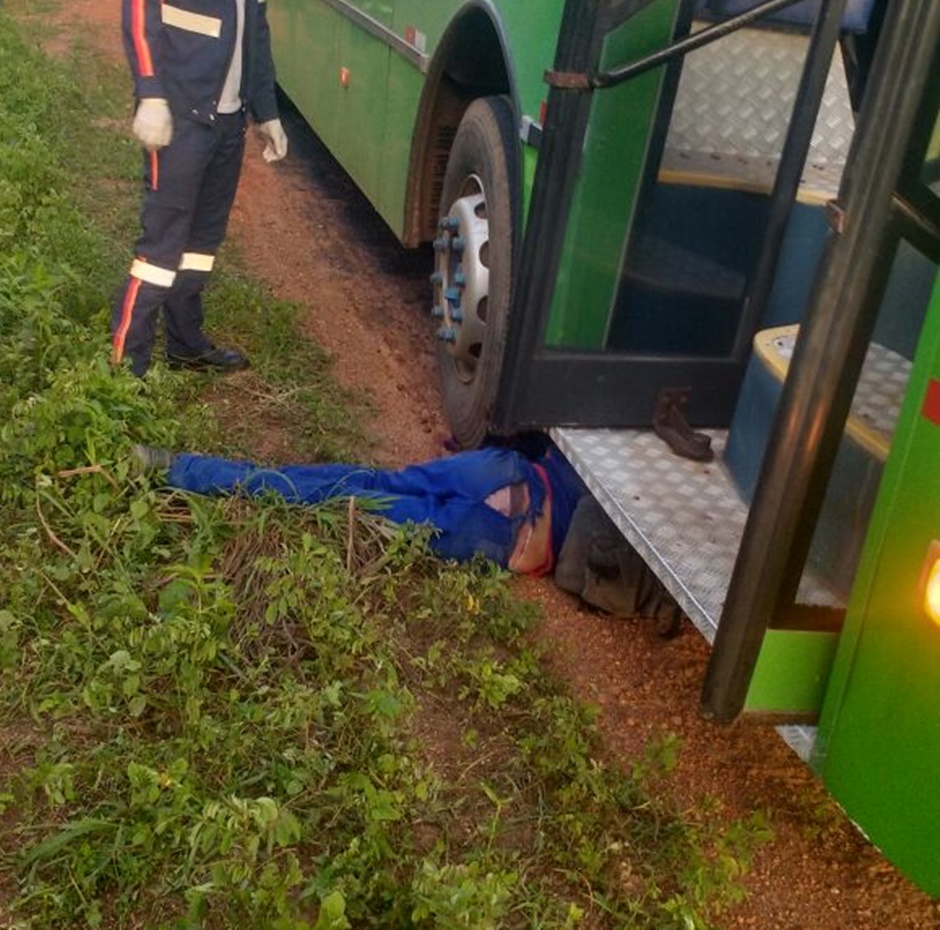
[167,447,550,565]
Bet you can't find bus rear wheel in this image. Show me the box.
[432,95,518,450]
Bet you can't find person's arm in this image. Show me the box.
[121,0,166,101]
[121,0,172,150]
[250,0,287,162]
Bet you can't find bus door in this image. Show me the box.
[493,0,940,759]
[494,0,870,431]
[812,89,940,899]
[695,0,938,755]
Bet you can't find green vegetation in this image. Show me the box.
[0,9,771,929]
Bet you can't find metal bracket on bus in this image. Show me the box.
[653,387,714,462]
[543,69,593,90]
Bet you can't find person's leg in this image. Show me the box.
[164,111,247,365]
[165,451,522,564]
[111,120,216,376]
[369,448,544,508]
[168,448,538,505]
[167,453,393,504]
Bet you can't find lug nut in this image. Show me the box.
[450,307,464,323]
[431,305,444,319]
[451,237,466,253]
[444,287,460,303]
[437,326,457,343]
[429,271,443,285]
[432,236,449,252]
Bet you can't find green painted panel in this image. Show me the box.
[378,55,423,235]
[382,0,564,233]
[335,21,391,199]
[271,0,566,239]
[522,144,538,216]
[270,2,342,144]
[470,1,565,120]
[816,268,940,896]
[743,630,839,716]
[545,1,681,348]
[353,1,394,28]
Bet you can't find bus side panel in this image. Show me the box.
[380,52,425,238]
[815,270,940,897]
[469,1,567,119]
[336,3,395,203]
[272,1,566,241]
[335,20,391,201]
[271,3,391,224]
[269,2,342,156]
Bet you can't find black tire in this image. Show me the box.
[433,95,519,450]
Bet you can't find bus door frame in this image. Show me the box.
[492,0,850,431]
[702,0,940,722]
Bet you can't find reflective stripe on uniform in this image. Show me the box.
[149,150,159,191]
[131,0,154,76]
[112,277,143,366]
[179,252,215,273]
[130,257,177,288]
[161,4,223,38]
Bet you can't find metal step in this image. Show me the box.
[660,22,855,203]
[551,425,833,760]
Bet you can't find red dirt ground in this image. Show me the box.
[11,3,940,927]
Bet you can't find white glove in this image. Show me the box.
[132,97,173,151]
[257,118,288,163]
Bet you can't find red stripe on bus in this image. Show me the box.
[132,0,154,77]
[112,276,143,366]
[923,379,940,426]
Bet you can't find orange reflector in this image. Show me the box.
[925,557,940,626]
[340,67,350,88]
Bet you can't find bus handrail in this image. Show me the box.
[546,0,829,90]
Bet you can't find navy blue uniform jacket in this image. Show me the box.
[122,0,279,125]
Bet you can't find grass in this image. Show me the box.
[0,7,773,929]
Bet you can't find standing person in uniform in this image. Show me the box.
[112,0,288,377]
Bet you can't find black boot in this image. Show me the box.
[167,345,250,372]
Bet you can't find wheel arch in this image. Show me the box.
[402,1,522,249]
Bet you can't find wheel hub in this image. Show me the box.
[432,179,489,384]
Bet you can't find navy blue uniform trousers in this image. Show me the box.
[112,111,246,376]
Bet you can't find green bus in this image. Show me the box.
[270,0,940,896]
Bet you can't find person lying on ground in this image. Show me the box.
[135,442,587,575]
[136,441,685,628]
